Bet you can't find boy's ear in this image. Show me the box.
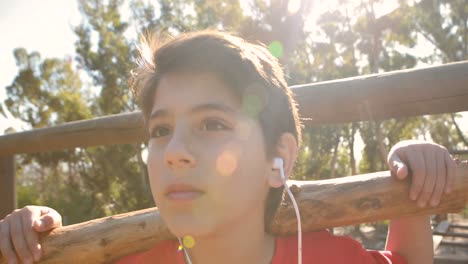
[268,132,298,188]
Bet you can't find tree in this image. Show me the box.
[4,48,96,223]
[72,0,154,218]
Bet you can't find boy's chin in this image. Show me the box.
[165,214,216,239]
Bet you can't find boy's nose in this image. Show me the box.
[164,132,196,169]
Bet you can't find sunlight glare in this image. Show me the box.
[138,35,155,68]
[141,146,148,164]
[288,0,302,15]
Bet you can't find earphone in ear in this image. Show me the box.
[273,157,302,264]
[273,157,286,181]
[273,157,283,169]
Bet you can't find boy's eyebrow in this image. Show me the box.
[149,103,236,121]
[190,103,237,115]
[149,109,170,121]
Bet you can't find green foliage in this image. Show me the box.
[411,0,468,62]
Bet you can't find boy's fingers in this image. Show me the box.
[430,150,446,207]
[444,151,456,194]
[0,219,18,264]
[33,209,62,232]
[407,149,426,201]
[10,216,33,264]
[417,149,436,207]
[388,152,408,179]
[21,209,42,261]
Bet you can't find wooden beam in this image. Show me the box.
[434,232,468,239]
[1,164,467,264]
[451,224,468,229]
[0,112,146,157]
[434,255,468,264]
[0,156,15,219]
[441,240,468,247]
[0,61,468,156]
[293,61,468,125]
[268,163,468,234]
[450,150,468,155]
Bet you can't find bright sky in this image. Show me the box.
[0,0,467,138]
[0,0,80,132]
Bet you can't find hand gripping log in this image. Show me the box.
[1,162,468,264]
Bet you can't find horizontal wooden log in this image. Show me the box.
[451,224,468,229]
[441,240,468,247]
[434,255,468,264]
[269,162,468,234]
[1,61,468,156]
[293,60,468,125]
[1,163,467,264]
[0,112,146,157]
[433,232,468,239]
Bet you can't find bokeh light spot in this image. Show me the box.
[183,235,196,248]
[216,149,238,177]
[268,41,284,59]
[242,94,263,118]
[288,0,301,15]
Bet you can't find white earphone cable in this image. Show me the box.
[178,237,193,264]
[278,159,302,264]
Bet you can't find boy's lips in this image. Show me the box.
[165,183,205,201]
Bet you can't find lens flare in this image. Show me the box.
[288,0,301,15]
[242,94,263,118]
[216,149,239,177]
[268,41,284,59]
[241,83,267,119]
[183,235,196,248]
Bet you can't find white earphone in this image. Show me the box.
[273,157,302,264]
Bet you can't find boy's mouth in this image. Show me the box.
[165,183,205,201]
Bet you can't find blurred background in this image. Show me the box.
[0,0,467,229]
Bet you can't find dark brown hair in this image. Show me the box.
[130,30,302,231]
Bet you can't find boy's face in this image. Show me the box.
[146,72,272,238]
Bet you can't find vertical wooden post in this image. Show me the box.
[0,156,16,219]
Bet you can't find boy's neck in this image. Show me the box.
[185,208,276,264]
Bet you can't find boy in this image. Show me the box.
[0,31,457,264]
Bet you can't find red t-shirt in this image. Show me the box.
[116,230,407,264]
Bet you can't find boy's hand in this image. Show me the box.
[0,206,61,264]
[387,140,456,208]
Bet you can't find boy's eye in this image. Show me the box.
[201,119,229,131]
[150,126,171,138]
